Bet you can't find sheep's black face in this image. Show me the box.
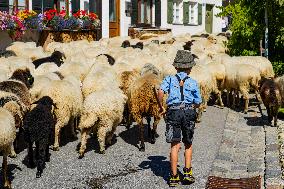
[52,51,66,66]
[135,42,144,50]
[11,68,34,88]
[33,96,56,110]
[121,40,131,48]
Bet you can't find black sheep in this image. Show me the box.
[32,51,66,69]
[121,40,131,48]
[23,96,56,178]
[96,54,116,65]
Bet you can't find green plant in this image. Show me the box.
[272,61,284,77]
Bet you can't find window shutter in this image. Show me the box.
[0,0,9,12]
[167,0,173,24]
[198,3,202,25]
[131,0,138,26]
[183,2,189,24]
[32,0,42,13]
[71,0,80,13]
[89,0,96,13]
[43,0,54,12]
[155,0,161,27]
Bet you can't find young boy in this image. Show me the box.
[158,50,201,187]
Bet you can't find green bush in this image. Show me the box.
[272,61,284,77]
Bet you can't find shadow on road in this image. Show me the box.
[138,156,171,182]
[119,124,151,150]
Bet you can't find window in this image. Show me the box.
[173,0,182,24]
[138,0,152,25]
[84,1,89,12]
[189,2,198,25]
[109,0,116,22]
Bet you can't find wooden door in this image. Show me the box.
[205,4,213,33]
[109,0,120,38]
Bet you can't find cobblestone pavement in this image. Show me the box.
[209,102,284,188]
[0,106,228,189]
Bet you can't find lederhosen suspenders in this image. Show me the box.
[175,74,189,102]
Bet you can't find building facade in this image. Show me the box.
[0,0,222,38]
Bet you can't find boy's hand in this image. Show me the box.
[160,107,166,116]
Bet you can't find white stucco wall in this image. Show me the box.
[161,0,222,36]
[101,1,109,38]
[120,0,132,37]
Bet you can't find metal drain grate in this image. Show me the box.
[206,175,261,189]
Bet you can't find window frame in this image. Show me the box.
[188,1,198,25]
[137,0,153,27]
[173,0,183,24]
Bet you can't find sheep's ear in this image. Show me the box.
[192,54,199,59]
[52,103,58,109]
[32,100,39,105]
[191,40,196,42]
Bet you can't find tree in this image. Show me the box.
[217,0,284,63]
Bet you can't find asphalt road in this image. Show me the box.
[0,105,228,189]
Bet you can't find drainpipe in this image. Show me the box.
[264,0,268,58]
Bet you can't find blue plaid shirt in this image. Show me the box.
[160,72,202,106]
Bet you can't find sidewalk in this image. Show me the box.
[209,103,284,188]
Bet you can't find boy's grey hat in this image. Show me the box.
[173,50,196,68]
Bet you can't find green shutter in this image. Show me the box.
[131,0,138,26]
[43,0,54,12]
[167,0,173,24]
[155,0,161,27]
[32,0,42,13]
[198,3,202,25]
[72,0,80,13]
[0,0,9,12]
[183,2,189,24]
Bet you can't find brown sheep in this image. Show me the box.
[128,73,165,151]
[260,78,282,127]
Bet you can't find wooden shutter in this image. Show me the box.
[43,0,54,12]
[167,0,173,24]
[131,0,138,26]
[155,0,161,27]
[198,3,202,25]
[32,0,42,13]
[0,0,9,12]
[72,0,80,13]
[183,2,189,24]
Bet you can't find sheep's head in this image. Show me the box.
[96,54,116,65]
[32,96,57,111]
[51,51,66,67]
[121,40,131,48]
[134,42,144,50]
[10,68,34,88]
[183,40,195,51]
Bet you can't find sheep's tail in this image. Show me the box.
[0,108,16,148]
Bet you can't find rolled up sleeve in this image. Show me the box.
[160,77,170,94]
[192,81,202,104]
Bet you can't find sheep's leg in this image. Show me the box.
[240,87,249,114]
[136,116,145,151]
[126,110,132,130]
[28,142,35,168]
[69,118,77,139]
[3,152,11,189]
[97,126,111,154]
[267,106,272,124]
[36,142,46,178]
[79,128,90,159]
[150,117,160,144]
[53,123,61,151]
[232,90,236,109]
[226,90,230,107]
[45,145,50,162]
[274,113,278,127]
[147,116,151,138]
[196,105,203,123]
[216,90,224,108]
[106,122,119,146]
[9,143,17,158]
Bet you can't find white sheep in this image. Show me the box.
[0,107,16,189]
[78,89,127,157]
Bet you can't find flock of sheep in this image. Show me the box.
[0,31,283,188]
